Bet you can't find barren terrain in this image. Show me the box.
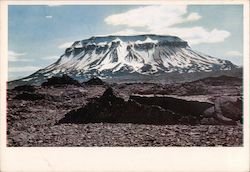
[7,76,243,146]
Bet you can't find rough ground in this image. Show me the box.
[8,123,242,147]
[7,76,243,147]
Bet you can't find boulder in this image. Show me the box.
[214,96,242,124]
[203,107,215,117]
[201,96,243,125]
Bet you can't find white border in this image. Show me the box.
[0,1,249,172]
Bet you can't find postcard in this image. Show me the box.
[0,0,249,171]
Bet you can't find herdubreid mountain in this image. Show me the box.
[9,34,238,87]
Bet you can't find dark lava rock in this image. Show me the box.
[130,95,213,117]
[58,88,241,126]
[14,92,45,101]
[201,96,242,125]
[192,75,242,86]
[217,97,242,121]
[180,84,208,95]
[42,74,81,87]
[209,97,242,125]
[84,77,105,85]
[12,85,36,92]
[130,95,216,125]
[58,87,180,125]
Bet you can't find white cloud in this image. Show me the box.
[9,50,25,57]
[225,51,243,57]
[156,27,230,45]
[45,15,53,19]
[104,5,230,45]
[186,12,201,21]
[8,66,40,73]
[105,5,188,29]
[58,42,74,49]
[8,50,30,62]
[111,27,230,45]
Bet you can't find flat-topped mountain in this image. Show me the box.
[8,34,238,87]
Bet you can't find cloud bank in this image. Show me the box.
[105,5,230,45]
[8,50,30,62]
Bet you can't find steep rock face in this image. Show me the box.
[12,34,237,86]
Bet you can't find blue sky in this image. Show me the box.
[8,5,243,80]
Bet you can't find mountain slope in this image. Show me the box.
[9,34,238,87]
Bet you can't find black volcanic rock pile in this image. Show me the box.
[58,86,242,125]
[12,85,36,92]
[58,87,221,125]
[42,74,81,87]
[84,77,105,85]
[58,87,180,125]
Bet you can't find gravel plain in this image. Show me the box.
[8,123,242,147]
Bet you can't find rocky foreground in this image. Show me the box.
[7,75,243,146]
[8,123,242,147]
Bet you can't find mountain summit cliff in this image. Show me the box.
[10,34,238,86]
